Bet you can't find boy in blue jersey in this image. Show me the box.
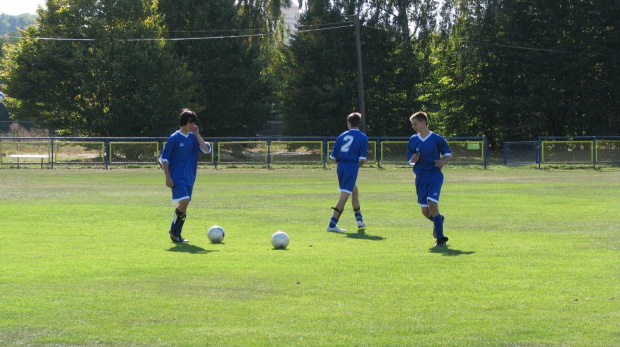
[407,111,452,247]
[327,112,368,233]
[159,109,211,243]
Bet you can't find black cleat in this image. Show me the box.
[169,230,181,243]
[434,237,449,247]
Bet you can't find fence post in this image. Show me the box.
[104,139,110,170]
[267,139,272,169]
[503,142,507,165]
[537,138,542,169]
[483,136,488,169]
[50,138,55,169]
[323,138,328,169]
[213,139,218,169]
[593,137,597,168]
[377,139,382,169]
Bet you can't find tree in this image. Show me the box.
[1,0,191,136]
[278,0,437,136]
[157,0,277,137]
[431,0,620,147]
[277,0,360,136]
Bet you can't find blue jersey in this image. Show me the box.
[159,131,211,186]
[330,129,368,163]
[407,132,452,174]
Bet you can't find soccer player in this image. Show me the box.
[327,112,368,233]
[159,109,211,243]
[407,111,452,247]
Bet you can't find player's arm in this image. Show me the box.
[161,160,174,188]
[159,137,175,188]
[192,125,211,154]
[359,138,368,168]
[407,140,420,166]
[329,138,341,162]
[435,138,452,168]
[435,153,451,168]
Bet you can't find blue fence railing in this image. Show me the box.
[0,136,488,169]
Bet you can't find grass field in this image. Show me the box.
[1,166,619,346]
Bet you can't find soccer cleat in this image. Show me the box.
[357,220,366,228]
[434,237,449,248]
[178,234,189,243]
[169,230,180,242]
[327,225,346,233]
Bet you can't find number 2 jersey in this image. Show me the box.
[330,129,368,163]
[159,131,211,186]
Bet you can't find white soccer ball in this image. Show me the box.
[207,225,225,244]
[271,231,289,250]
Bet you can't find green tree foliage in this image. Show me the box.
[2,0,190,136]
[1,0,618,143]
[277,0,359,136]
[157,0,277,137]
[432,0,620,147]
[278,0,438,136]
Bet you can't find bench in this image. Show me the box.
[9,154,49,168]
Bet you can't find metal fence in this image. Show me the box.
[0,136,488,169]
[503,136,620,167]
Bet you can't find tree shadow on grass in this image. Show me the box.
[428,247,475,256]
[166,243,217,254]
[345,230,385,241]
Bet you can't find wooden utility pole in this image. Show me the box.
[354,15,366,133]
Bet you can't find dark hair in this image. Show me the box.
[347,112,362,127]
[410,111,428,125]
[179,109,198,126]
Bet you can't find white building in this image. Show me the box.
[281,2,300,43]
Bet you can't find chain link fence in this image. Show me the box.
[502,137,620,167]
[1,135,609,169]
[504,141,539,165]
[54,141,105,166]
[377,138,487,167]
[270,141,323,167]
[596,140,620,164]
[0,136,489,169]
[326,141,378,168]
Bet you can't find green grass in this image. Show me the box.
[0,166,619,346]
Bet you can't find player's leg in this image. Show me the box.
[351,185,366,229]
[169,185,191,242]
[174,198,190,242]
[420,206,435,237]
[328,191,349,233]
[328,164,354,233]
[427,173,447,247]
[415,173,435,236]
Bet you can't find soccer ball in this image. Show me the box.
[207,225,225,244]
[271,231,289,250]
[0,92,5,103]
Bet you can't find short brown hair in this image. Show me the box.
[179,109,198,126]
[409,111,428,125]
[347,112,362,127]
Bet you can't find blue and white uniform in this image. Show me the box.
[407,132,452,207]
[330,129,368,194]
[159,131,211,202]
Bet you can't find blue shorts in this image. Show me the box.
[414,170,444,207]
[171,184,193,202]
[337,162,359,194]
